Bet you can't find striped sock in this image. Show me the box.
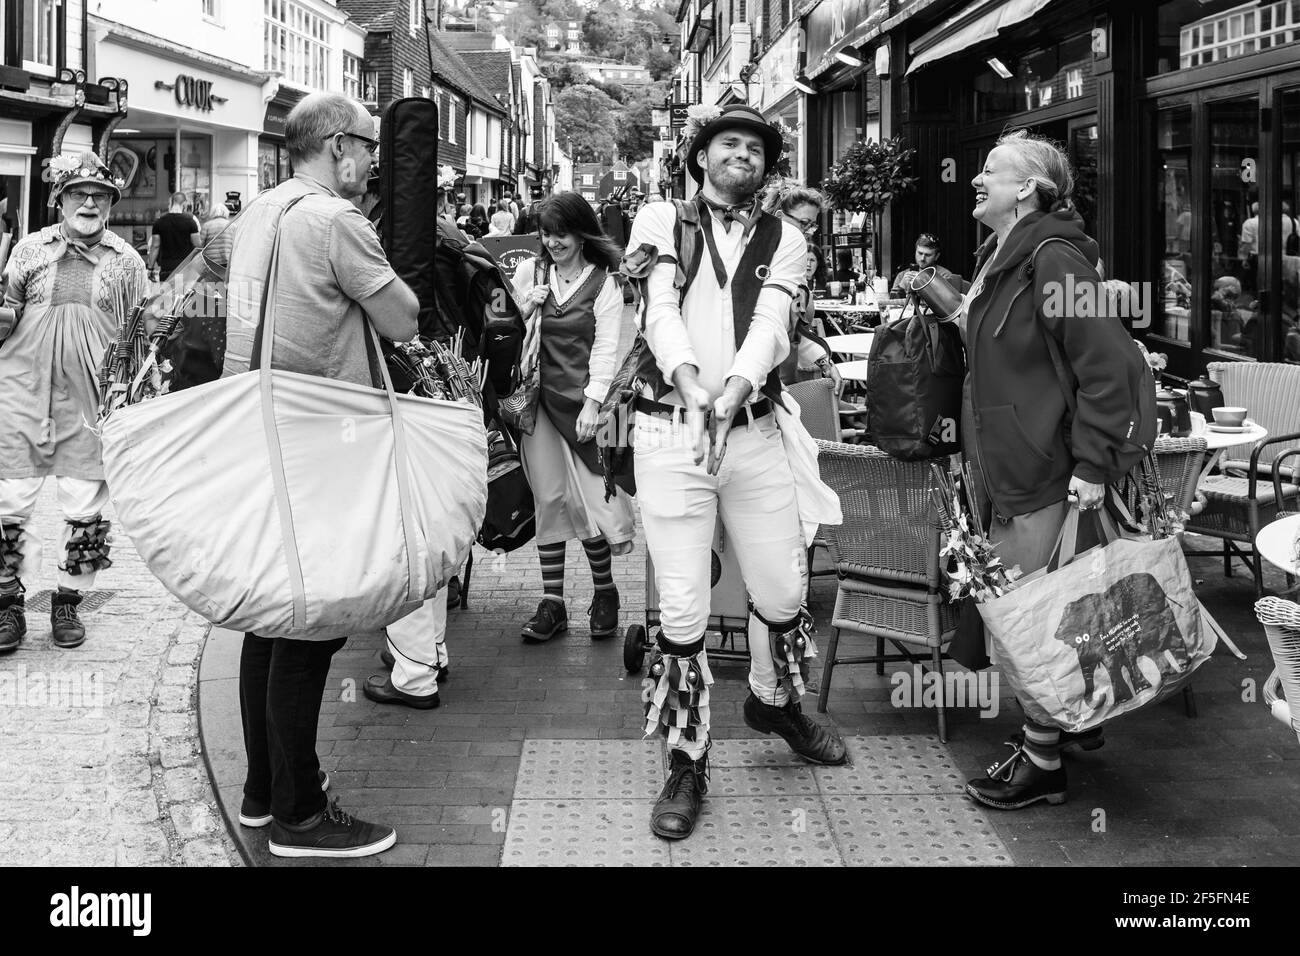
[581,537,615,592]
[1021,721,1062,770]
[537,542,566,600]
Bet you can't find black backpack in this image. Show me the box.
[865,306,966,460]
[477,429,535,553]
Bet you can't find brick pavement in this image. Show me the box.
[0,485,238,866]
[199,521,1300,867]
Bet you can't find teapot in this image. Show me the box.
[1156,387,1192,437]
[1186,374,1225,418]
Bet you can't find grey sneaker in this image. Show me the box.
[268,799,396,858]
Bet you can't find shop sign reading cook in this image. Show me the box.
[173,74,215,112]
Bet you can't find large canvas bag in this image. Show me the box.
[978,508,1218,731]
[101,200,488,640]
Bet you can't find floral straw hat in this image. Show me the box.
[42,151,125,207]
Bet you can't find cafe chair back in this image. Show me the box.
[813,440,959,740]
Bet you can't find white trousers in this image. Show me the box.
[0,476,111,589]
[384,585,448,697]
[634,410,806,730]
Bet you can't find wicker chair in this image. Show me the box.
[786,378,841,606]
[1185,363,1300,594]
[813,440,959,740]
[1120,436,1207,518]
[1255,597,1300,746]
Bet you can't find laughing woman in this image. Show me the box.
[510,191,636,644]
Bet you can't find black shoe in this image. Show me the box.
[447,575,461,609]
[965,746,1068,810]
[588,588,619,639]
[378,647,448,682]
[651,749,709,840]
[0,592,25,655]
[362,674,440,709]
[521,598,567,643]
[50,588,85,649]
[742,692,847,765]
[1004,727,1105,754]
[268,799,396,858]
[239,770,330,828]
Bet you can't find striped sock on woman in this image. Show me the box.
[1021,721,1062,770]
[581,537,615,592]
[538,542,566,600]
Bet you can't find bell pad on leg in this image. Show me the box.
[643,639,713,750]
[62,516,113,577]
[0,520,25,579]
[757,605,819,700]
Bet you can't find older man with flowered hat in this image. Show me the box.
[0,151,145,653]
[623,103,847,841]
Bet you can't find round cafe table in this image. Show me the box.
[835,359,871,382]
[1256,514,1300,576]
[823,333,875,355]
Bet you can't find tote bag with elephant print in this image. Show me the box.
[978,508,1221,732]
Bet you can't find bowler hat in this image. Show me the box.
[685,104,784,185]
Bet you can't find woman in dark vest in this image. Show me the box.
[510,191,635,644]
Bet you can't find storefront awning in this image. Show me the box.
[686,4,715,55]
[906,0,1056,75]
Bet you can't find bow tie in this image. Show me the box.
[697,195,758,235]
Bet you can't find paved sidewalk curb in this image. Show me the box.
[196,624,254,867]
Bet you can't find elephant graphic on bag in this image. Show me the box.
[1053,572,1192,706]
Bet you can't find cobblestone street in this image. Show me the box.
[0,485,237,867]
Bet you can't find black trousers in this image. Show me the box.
[239,633,346,824]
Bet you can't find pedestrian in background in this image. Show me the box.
[198,200,232,247]
[957,129,1149,812]
[147,191,201,281]
[761,178,838,386]
[0,152,146,654]
[488,199,515,236]
[509,191,634,644]
[223,92,418,858]
[465,202,489,239]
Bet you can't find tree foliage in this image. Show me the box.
[821,138,919,213]
[554,84,620,163]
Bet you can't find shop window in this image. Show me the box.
[1283,90,1300,363]
[403,69,414,99]
[362,70,379,106]
[1155,0,1300,74]
[1156,106,1194,345]
[971,33,1094,124]
[1208,96,1262,357]
[23,0,57,72]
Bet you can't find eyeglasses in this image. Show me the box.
[328,131,380,155]
[63,189,113,205]
[785,213,819,235]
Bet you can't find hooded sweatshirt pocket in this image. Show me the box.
[977,404,1056,495]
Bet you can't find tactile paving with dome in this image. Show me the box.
[502,735,1012,866]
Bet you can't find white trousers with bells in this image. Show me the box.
[0,476,111,590]
[384,585,448,697]
[634,410,805,757]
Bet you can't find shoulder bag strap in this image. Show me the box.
[1026,237,1083,417]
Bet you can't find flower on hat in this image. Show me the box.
[437,164,457,190]
[682,104,722,143]
[42,151,118,190]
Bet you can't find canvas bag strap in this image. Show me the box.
[255,198,422,626]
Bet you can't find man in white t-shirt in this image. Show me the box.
[625,104,847,842]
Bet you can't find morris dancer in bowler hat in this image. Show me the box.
[624,104,847,841]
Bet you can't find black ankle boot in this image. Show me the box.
[0,584,25,654]
[651,748,709,840]
[51,588,86,649]
[588,587,619,639]
[521,598,567,643]
[743,692,847,765]
[965,746,1068,810]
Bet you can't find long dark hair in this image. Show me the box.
[470,203,488,222]
[535,191,622,272]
